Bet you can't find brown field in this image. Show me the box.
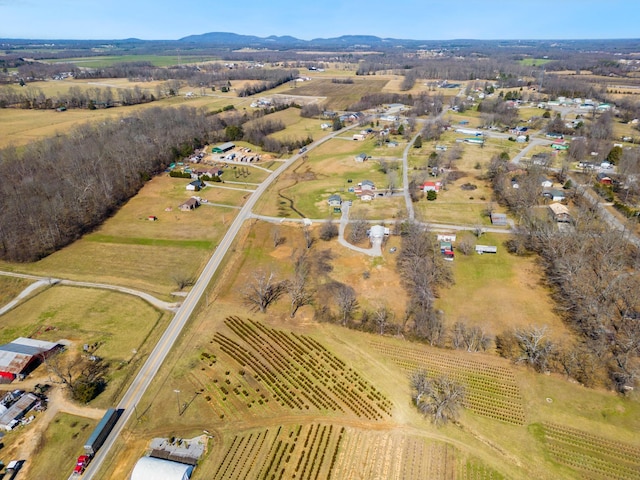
[269,78,389,110]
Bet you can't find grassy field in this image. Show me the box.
[0,285,169,406]
[0,175,238,297]
[255,137,399,218]
[0,276,33,307]
[26,413,98,480]
[435,232,569,339]
[0,86,247,149]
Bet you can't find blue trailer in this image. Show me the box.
[84,408,123,456]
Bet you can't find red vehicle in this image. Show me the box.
[74,455,90,475]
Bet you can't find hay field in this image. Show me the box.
[0,276,33,307]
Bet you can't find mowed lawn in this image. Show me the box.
[1,175,237,297]
[435,233,569,340]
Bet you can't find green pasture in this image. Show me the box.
[0,175,239,296]
[519,58,553,67]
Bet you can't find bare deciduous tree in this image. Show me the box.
[373,304,393,335]
[303,225,314,249]
[334,283,359,326]
[319,219,339,241]
[45,351,108,403]
[349,216,369,244]
[243,271,286,313]
[272,226,285,247]
[451,321,491,352]
[514,326,555,372]
[411,370,466,426]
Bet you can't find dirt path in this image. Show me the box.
[8,386,106,478]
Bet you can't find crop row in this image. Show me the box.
[331,427,457,479]
[213,317,391,420]
[212,424,342,480]
[543,422,640,461]
[459,458,505,480]
[369,340,517,380]
[386,356,525,425]
[542,423,640,480]
[548,445,640,480]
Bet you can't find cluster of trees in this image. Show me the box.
[396,223,454,345]
[0,84,157,110]
[0,106,213,261]
[490,166,640,392]
[410,370,465,425]
[477,97,519,127]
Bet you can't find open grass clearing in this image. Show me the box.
[26,413,98,480]
[434,232,569,339]
[0,285,170,407]
[0,91,246,149]
[255,137,392,218]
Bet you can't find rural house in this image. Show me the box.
[596,173,613,185]
[179,198,200,211]
[186,179,205,191]
[490,213,508,226]
[421,181,441,193]
[355,153,368,162]
[548,202,571,223]
[543,189,566,202]
[327,194,342,207]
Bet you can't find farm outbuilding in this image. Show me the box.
[490,213,508,226]
[131,456,194,480]
[0,338,61,382]
[212,142,235,154]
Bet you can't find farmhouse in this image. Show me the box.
[543,189,566,202]
[421,181,441,193]
[327,194,342,207]
[354,153,368,162]
[179,198,200,211]
[211,142,235,154]
[539,176,553,188]
[368,225,389,239]
[596,173,613,185]
[548,202,571,223]
[186,179,205,192]
[131,456,194,480]
[0,338,61,382]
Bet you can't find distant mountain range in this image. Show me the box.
[178,32,442,49]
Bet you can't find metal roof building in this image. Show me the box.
[131,457,193,480]
[0,338,61,381]
[211,142,235,154]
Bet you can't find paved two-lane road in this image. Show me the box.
[83,125,355,479]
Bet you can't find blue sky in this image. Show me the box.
[1,0,638,40]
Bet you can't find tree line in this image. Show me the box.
[0,106,213,262]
